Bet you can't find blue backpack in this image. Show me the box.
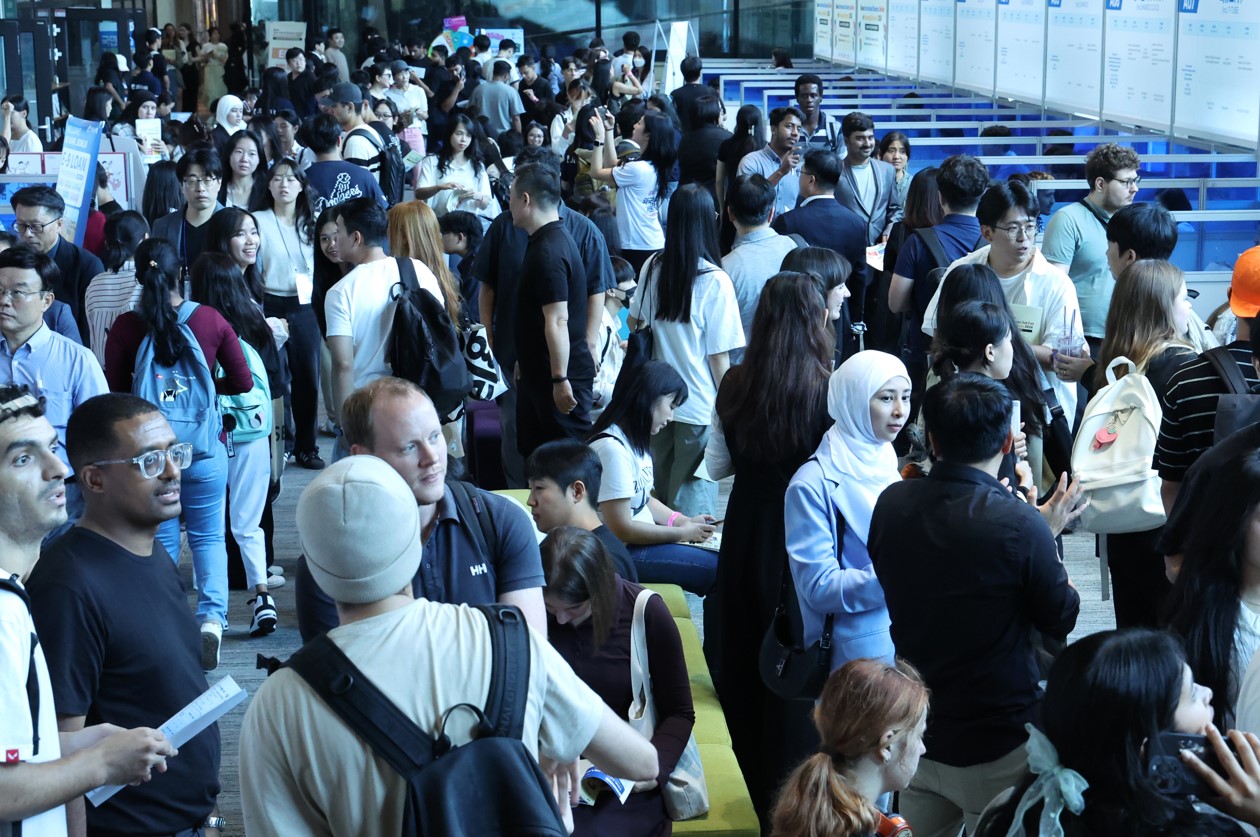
[218,338,272,443]
[132,301,220,457]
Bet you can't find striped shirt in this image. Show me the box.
[1155,343,1259,482]
[85,263,142,369]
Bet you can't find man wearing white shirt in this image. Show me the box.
[923,180,1084,431]
[324,198,443,458]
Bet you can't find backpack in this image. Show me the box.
[1070,355,1166,534]
[915,227,986,297]
[132,301,220,458]
[218,337,272,444]
[0,575,41,763]
[285,604,568,836]
[1203,346,1260,443]
[388,257,473,420]
[347,126,406,207]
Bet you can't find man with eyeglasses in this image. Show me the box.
[1042,142,1142,364]
[923,180,1084,436]
[0,245,107,537]
[27,394,225,837]
[152,147,225,280]
[10,186,104,347]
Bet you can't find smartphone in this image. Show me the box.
[1146,732,1232,798]
[1010,400,1021,439]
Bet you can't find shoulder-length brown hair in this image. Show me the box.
[1096,259,1188,380]
[540,527,618,650]
[387,201,462,323]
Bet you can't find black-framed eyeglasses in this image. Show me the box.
[90,443,194,479]
[993,222,1038,240]
[11,217,61,235]
[1110,175,1141,188]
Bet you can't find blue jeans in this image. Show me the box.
[158,445,229,627]
[628,543,717,596]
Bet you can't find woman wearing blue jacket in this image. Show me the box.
[784,350,911,671]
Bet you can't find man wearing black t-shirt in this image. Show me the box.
[28,394,222,836]
[509,163,595,457]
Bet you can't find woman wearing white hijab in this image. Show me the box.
[784,350,912,672]
[211,94,246,160]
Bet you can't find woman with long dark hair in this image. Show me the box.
[589,111,679,273]
[561,102,605,203]
[204,207,265,301]
[415,113,495,223]
[771,659,929,837]
[627,185,743,516]
[550,78,595,157]
[880,131,913,209]
[782,246,855,364]
[705,270,836,819]
[93,52,128,112]
[189,252,281,636]
[541,526,694,836]
[85,210,149,366]
[312,206,352,432]
[1,94,42,153]
[254,66,296,118]
[716,105,767,253]
[218,130,266,210]
[589,361,718,595]
[140,160,182,227]
[103,238,252,670]
[976,628,1247,837]
[873,166,941,356]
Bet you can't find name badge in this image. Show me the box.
[295,271,313,306]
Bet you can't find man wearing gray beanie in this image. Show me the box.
[240,456,657,835]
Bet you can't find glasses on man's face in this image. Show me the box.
[11,218,60,236]
[994,222,1038,240]
[0,287,50,303]
[183,177,219,190]
[1111,175,1141,189]
[90,442,194,479]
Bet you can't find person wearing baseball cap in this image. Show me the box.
[1156,245,1260,518]
[387,59,428,125]
[240,455,659,834]
[323,83,383,187]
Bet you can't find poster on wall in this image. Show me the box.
[995,0,1045,102]
[476,28,525,53]
[815,0,835,61]
[857,1,889,71]
[919,0,956,84]
[264,21,307,69]
[1045,0,1104,116]
[54,117,103,246]
[886,0,920,76]
[955,0,997,95]
[1102,0,1176,130]
[1173,0,1260,148]
[834,0,858,65]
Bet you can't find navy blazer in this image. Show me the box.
[772,195,870,292]
[49,238,104,347]
[833,157,903,245]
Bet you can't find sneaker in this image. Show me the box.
[268,564,285,576]
[200,621,222,671]
[249,593,278,637]
[294,451,326,470]
[267,573,286,588]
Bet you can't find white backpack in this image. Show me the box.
[1070,356,1167,534]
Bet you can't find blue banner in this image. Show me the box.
[54,117,103,247]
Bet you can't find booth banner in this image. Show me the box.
[55,117,103,247]
[477,28,525,51]
[265,21,307,69]
[432,16,474,54]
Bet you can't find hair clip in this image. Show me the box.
[149,260,159,268]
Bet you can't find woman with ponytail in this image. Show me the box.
[104,237,252,670]
[771,658,929,837]
[86,210,149,366]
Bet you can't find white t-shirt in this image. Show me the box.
[1232,604,1260,710]
[590,423,655,523]
[417,155,496,221]
[240,599,604,837]
[629,258,746,426]
[0,582,66,837]
[923,246,1083,427]
[8,130,43,154]
[611,160,665,251]
[850,160,876,213]
[342,123,384,185]
[324,256,443,390]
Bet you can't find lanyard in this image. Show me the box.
[274,216,309,275]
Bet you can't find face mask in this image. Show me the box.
[633,57,646,68]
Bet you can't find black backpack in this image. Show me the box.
[347,126,406,207]
[286,604,567,836]
[1,575,43,781]
[389,256,473,420]
[915,227,986,297]
[1204,346,1260,443]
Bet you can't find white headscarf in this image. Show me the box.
[215,95,245,136]
[822,350,910,543]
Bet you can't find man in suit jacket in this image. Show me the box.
[773,149,869,356]
[833,111,903,246]
[10,186,104,347]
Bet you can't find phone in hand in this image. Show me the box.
[1146,732,1233,798]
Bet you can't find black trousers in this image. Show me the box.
[516,376,593,458]
[1104,529,1173,629]
[263,295,320,457]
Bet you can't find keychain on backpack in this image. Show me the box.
[223,414,237,458]
[1092,407,1134,452]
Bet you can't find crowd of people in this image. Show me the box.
[5,15,1260,837]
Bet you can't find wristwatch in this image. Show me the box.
[204,816,226,830]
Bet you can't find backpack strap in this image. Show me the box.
[1077,197,1110,231]
[914,227,950,271]
[448,481,499,568]
[475,603,530,739]
[176,300,200,324]
[786,233,809,249]
[394,256,421,297]
[346,126,385,158]
[287,634,433,776]
[1,575,42,760]
[1205,346,1250,395]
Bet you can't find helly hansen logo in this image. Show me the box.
[470,563,489,577]
[5,749,18,763]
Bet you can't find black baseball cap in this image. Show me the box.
[319,82,363,108]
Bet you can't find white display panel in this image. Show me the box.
[1102,0,1176,130]
[886,0,920,76]
[834,0,858,65]
[1045,0,1104,116]
[1173,0,1260,148]
[857,1,890,71]
[919,0,956,84]
[995,0,1045,102]
[955,0,997,95]
[815,0,835,62]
